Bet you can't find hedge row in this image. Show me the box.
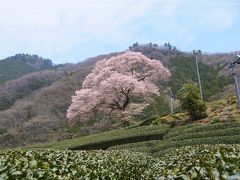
[164,122,240,139]
[166,127,240,142]
[166,123,202,133]
[108,140,157,154]
[30,124,169,150]
[156,144,240,179]
[0,150,161,179]
[154,135,240,156]
[110,135,240,157]
[1,145,240,179]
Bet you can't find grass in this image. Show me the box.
[27,124,169,150]
[152,95,240,125]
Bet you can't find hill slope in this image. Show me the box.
[0,45,238,149]
[0,52,121,149]
[0,54,54,84]
[24,95,240,152]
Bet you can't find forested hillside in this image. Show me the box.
[0,54,54,84]
[129,43,232,99]
[0,44,237,149]
[168,56,231,99]
[0,52,122,149]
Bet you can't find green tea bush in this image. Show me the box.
[155,135,240,156]
[166,127,240,141]
[110,123,240,156]
[164,122,240,139]
[111,134,240,156]
[156,144,240,179]
[109,140,158,155]
[1,145,239,179]
[32,124,169,150]
[0,150,160,179]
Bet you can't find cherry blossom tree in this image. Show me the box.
[67,52,171,123]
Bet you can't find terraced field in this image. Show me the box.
[28,124,170,150]
[109,122,240,156]
[1,145,239,179]
[3,121,240,179]
[26,122,240,155]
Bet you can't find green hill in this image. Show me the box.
[0,54,53,84]
[0,45,237,150]
[0,48,239,178]
[168,56,232,99]
[22,95,240,153]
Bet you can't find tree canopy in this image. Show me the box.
[67,52,171,123]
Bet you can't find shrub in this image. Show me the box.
[165,127,240,142]
[0,128,7,135]
[0,133,15,145]
[3,145,239,179]
[156,144,240,179]
[31,124,169,150]
[0,150,161,179]
[164,122,240,139]
[155,135,240,155]
[110,122,240,156]
[178,83,207,120]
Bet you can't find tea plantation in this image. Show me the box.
[1,121,240,179]
[0,145,239,179]
[110,122,240,156]
[29,124,170,150]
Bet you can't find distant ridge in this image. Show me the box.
[0,53,54,84]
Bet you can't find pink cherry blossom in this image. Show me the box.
[67,52,171,123]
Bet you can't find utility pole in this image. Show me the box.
[164,87,174,114]
[193,50,203,101]
[170,96,173,114]
[229,55,240,109]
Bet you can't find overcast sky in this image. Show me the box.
[0,0,240,64]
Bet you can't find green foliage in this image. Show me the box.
[110,122,240,156]
[0,128,7,135]
[0,60,36,84]
[0,134,14,144]
[169,56,231,100]
[166,127,240,142]
[164,122,240,139]
[137,94,170,120]
[152,112,188,126]
[211,117,221,124]
[178,83,207,120]
[0,54,53,85]
[156,144,240,179]
[1,145,239,179]
[138,116,159,126]
[30,124,169,150]
[111,134,240,158]
[0,150,160,179]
